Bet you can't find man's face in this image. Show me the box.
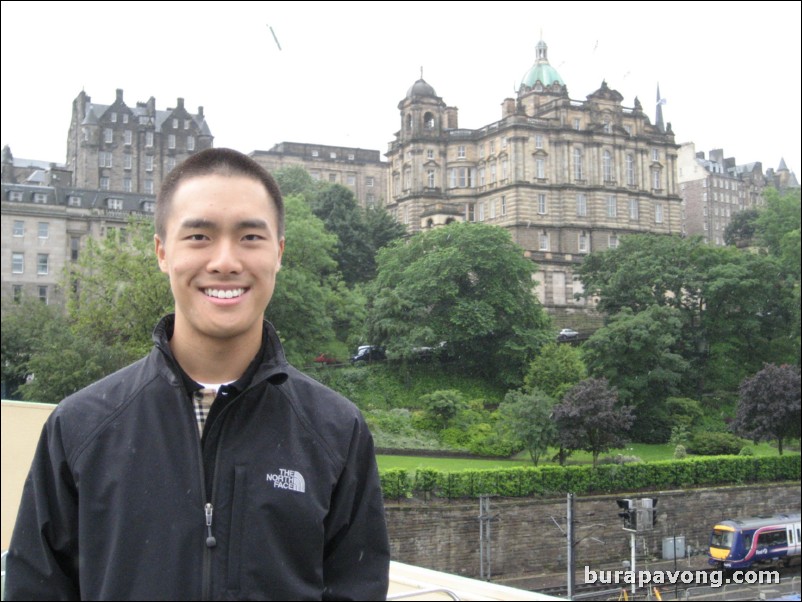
[155,173,284,346]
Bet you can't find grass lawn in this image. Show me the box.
[376,441,794,471]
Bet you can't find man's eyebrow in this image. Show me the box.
[178,218,269,230]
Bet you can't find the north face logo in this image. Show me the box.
[266,468,306,493]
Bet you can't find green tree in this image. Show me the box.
[552,378,634,467]
[67,218,173,357]
[367,222,551,386]
[1,296,67,399]
[312,184,375,285]
[272,165,322,202]
[523,342,586,399]
[363,205,406,253]
[732,363,801,454]
[267,194,363,363]
[723,208,759,247]
[498,388,557,465]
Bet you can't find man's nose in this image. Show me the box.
[207,239,242,273]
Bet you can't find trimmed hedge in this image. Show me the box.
[379,454,801,499]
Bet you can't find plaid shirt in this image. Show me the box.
[192,388,218,435]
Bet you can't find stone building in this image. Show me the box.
[1,180,153,305]
[677,142,799,245]
[384,39,682,320]
[250,142,387,209]
[66,89,213,194]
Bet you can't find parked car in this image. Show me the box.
[350,345,386,364]
[557,328,579,342]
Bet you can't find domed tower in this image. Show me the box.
[517,38,568,115]
[397,77,449,142]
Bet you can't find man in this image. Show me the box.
[5,148,390,600]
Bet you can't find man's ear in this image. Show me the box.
[276,238,285,272]
[154,234,169,274]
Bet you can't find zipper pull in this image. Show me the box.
[205,503,217,547]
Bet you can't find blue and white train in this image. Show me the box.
[709,513,801,570]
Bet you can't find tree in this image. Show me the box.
[523,342,586,399]
[363,204,406,253]
[267,194,364,363]
[367,222,551,386]
[272,165,322,202]
[723,208,759,247]
[312,184,375,285]
[732,363,801,454]
[498,388,557,465]
[552,378,634,467]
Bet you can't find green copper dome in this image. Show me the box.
[521,39,564,88]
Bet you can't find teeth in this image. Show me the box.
[205,288,244,299]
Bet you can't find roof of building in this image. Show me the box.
[520,39,564,89]
[406,78,438,100]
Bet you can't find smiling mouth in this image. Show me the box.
[204,288,246,299]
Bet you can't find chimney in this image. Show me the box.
[198,106,204,118]
[116,88,124,102]
[177,97,185,110]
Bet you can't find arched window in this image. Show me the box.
[423,112,435,129]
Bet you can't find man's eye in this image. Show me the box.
[243,234,264,241]
[187,234,207,241]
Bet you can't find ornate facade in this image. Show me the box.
[385,40,682,319]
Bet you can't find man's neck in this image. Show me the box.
[169,325,262,385]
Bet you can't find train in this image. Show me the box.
[709,513,801,570]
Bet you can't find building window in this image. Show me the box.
[348,153,355,160]
[579,232,588,253]
[142,201,155,213]
[608,234,619,249]
[13,220,24,236]
[427,149,434,159]
[99,151,113,168]
[100,177,110,190]
[13,285,23,302]
[652,168,661,190]
[124,130,132,145]
[489,199,496,219]
[626,154,635,185]
[167,157,176,172]
[478,202,485,222]
[107,198,123,210]
[71,237,80,261]
[573,118,581,130]
[146,132,154,147]
[466,203,475,222]
[145,155,154,171]
[490,164,497,184]
[573,148,583,180]
[576,194,587,217]
[68,195,81,207]
[536,157,545,179]
[538,194,547,215]
[144,179,154,194]
[607,195,617,218]
[104,128,113,143]
[8,191,23,202]
[124,154,133,170]
[539,232,549,251]
[427,169,435,188]
[33,193,47,203]
[655,202,664,224]
[184,119,191,129]
[500,195,506,216]
[123,178,132,192]
[346,174,356,186]
[311,150,319,157]
[187,136,195,151]
[366,176,374,187]
[38,286,48,304]
[535,134,544,149]
[329,173,337,183]
[603,121,611,134]
[603,150,613,181]
[168,135,176,149]
[12,252,24,274]
[110,112,117,123]
[501,159,508,181]
[38,222,49,239]
[37,254,49,275]
[330,152,337,159]
[651,148,660,162]
[172,118,179,129]
[489,141,495,155]
[123,114,129,124]
[457,145,466,159]
[629,199,639,220]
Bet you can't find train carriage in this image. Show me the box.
[709,513,801,570]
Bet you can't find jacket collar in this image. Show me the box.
[152,314,290,390]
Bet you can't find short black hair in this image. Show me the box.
[155,148,284,240]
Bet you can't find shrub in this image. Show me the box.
[739,445,756,456]
[674,444,687,459]
[686,431,746,455]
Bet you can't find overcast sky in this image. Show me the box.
[2,1,800,177]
